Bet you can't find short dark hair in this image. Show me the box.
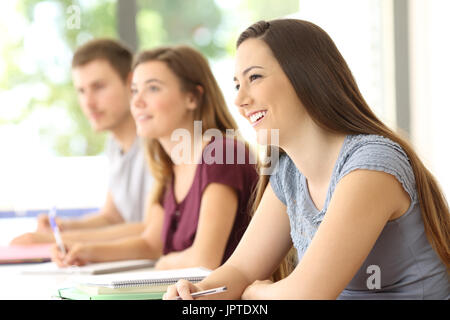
[72,38,132,82]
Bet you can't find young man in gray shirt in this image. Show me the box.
[12,39,152,245]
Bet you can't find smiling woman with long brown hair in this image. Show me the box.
[164,19,449,300]
[51,45,259,270]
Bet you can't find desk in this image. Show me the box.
[0,263,156,300]
[0,263,74,299]
[0,217,156,300]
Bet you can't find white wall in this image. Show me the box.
[0,151,108,212]
[410,0,450,199]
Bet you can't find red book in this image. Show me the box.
[0,244,53,264]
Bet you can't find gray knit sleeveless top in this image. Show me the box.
[270,134,449,299]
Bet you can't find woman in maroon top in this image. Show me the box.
[53,45,259,271]
[161,135,258,265]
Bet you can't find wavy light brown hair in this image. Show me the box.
[237,19,450,280]
[132,46,242,205]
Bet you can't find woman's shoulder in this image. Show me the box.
[201,134,259,169]
[340,134,411,168]
[336,134,417,201]
[344,134,406,153]
[199,134,258,186]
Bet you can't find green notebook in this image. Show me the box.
[57,267,212,300]
[57,287,164,300]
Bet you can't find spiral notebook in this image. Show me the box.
[75,266,211,295]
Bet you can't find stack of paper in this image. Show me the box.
[57,267,211,300]
[22,259,156,275]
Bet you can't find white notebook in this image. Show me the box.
[76,267,211,295]
[21,259,156,275]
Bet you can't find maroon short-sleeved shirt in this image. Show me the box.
[161,135,259,264]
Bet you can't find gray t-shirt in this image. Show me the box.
[106,136,153,222]
[270,134,449,299]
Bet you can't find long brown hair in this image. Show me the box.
[238,19,450,279]
[132,46,241,205]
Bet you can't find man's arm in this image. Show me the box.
[57,191,124,230]
[60,222,145,244]
[11,192,127,245]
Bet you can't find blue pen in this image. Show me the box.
[49,206,66,255]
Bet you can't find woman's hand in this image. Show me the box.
[163,279,204,300]
[241,279,273,300]
[51,242,94,267]
[36,213,63,233]
[154,251,184,270]
[154,255,171,270]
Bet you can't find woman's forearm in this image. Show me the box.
[61,223,145,244]
[156,247,221,271]
[195,263,252,300]
[60,212,113,230]
[89,236,162,262]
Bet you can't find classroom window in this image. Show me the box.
[0,0,448,214]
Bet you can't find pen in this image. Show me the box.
[48,206,66,255]
[175,286,227,300]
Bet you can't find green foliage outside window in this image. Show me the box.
[0,0,297,156]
